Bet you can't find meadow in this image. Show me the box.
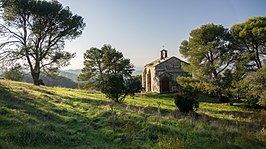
[0,80,265,148]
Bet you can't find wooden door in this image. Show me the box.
[161,76,169,92]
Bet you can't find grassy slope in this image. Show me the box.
[0,80,265,148]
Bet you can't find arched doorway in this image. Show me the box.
[142,68,147,90]
[161,76,169,92]
[147,70,151,92]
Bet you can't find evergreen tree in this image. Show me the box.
[179,24,235,101]
[0,0,85,85]
[79,45,142,102]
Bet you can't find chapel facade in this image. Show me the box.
[142,49,190,93]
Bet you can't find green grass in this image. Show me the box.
[0,80,265,148]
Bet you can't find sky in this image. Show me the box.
[57,0,266,70]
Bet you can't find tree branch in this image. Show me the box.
[0,24,24,43]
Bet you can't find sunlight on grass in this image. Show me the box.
[0,80,265,148]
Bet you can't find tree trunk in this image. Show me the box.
[113,96,119,102]
[217,88,223,102]
[255,47,262,69]
[31,62,41,86]
[31,71,40,85]
[237,88,240,101]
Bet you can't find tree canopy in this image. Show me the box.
[79,44,134,82]
[231,16,266,70]
[79,44,142,102]
[0,0,85,85]
[179,24,234,100]
[178,16,266,106]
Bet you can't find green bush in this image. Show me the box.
[220,96,230,103]
[2,64,24,81]
[78,82,95,90]
[245,95,259,108]
[174,87,199,114]
[101,74,142,102]
[239,65,266,108]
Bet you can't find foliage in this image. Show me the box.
[174,87,199,114]
[101,74,143,102]
[220,69,234,99]
[179,24,235,101]
[245,95,259,108]
[126,75,143,95]
[79,44,142,102]
[0,0,85,85]
[101,74,125,102]
[231,16,266,70]
[78,81,95,90]
[2,63,24,81]
[176,76,199,90]
[239,65,266,107]
[101,74,144,102]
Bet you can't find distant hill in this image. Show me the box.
[23,73,78,88]
[63,69,81,75]
[60,68,143,80]
[0,67,143,83]
[60,70,80,82]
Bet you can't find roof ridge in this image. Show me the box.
[145,56,189,67]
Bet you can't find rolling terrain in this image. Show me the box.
[0,80,265,148]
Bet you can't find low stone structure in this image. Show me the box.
[142,49,190,93]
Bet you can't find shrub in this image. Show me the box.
[239,65,266,108]
[174,87,199,114]
[100,74,142,102]
[220,96,230,103]
[2,64,24,81]
[78,82,95,90]
[245,95,259,108]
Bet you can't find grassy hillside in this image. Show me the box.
[0,80,265,148]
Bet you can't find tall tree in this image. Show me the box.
[0,0,85,85]
[179,24,234,100]
[231,16,266,70]
[79,44,142,102]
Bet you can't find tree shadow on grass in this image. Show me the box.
[0,85,111,148]
[197,111,263,131]
[200,108,256,119]
[0,85,62,121]
[139,93,176,99]
[54,91,174,117]
[52,92,114,107]
[121,103,173,116]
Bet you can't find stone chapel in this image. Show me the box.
[142,49,191,93]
